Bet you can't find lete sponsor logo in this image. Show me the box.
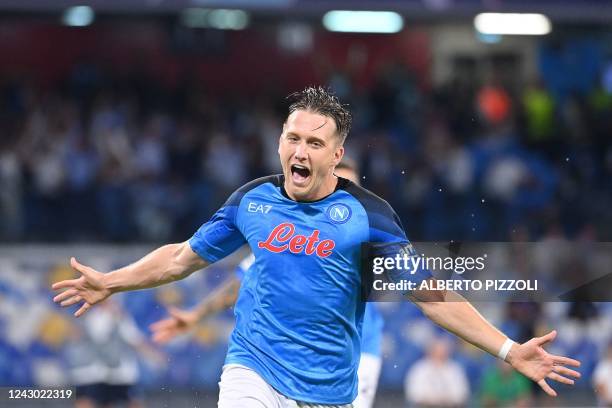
[257,222,335,257]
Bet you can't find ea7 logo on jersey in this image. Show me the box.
[326,203,351,224]
[258,222,335,257]
[247,202,272,214]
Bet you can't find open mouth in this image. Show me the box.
[290,164,311,185]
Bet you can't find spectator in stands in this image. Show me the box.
[404,338,470,407]
[479,359,532,408]
[0,47,610,243]
[593,341,612,407]
[64,299,164,408]
[0,137,23,239]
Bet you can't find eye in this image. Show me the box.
[311,141,323,148]
[287,135,299,142]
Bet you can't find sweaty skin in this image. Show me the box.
[278,110,344,202]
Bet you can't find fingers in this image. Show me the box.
[149,318,176,332]
[52,279,80,291]
[537,379,557,397]
[168,306,182,319]
[52,256,96,291]
[547,372,574,385]
[152,331,173,344]
[553,365,581,379]
[53,286,85,309]
[536,330,557,346]
[60,295,82,307]
[553,355,581,367]
[150,320,181,345]
[70,257,97,278]
[53,289,78,303]
[75,302,91,317]
[169,307,196,325]
[150,315,191,344]
[168,307,191,322]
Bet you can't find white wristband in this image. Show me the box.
[498,338,515,361]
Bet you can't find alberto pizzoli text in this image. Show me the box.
[371,253,538,292]
[373,279,538,292]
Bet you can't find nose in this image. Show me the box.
[294,142,308,160]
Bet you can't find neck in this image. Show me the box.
[284,175,338,202]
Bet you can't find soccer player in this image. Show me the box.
[149,159,384,408]
[53,87,581,407]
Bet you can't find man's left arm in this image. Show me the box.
[409,286,581,397]
[149,277,240,344]
[366,200,580,396]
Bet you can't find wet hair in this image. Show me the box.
[286,86,352,143]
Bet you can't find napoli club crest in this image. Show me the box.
[326,203,352,224]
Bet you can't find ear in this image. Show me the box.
[332,145,344,167]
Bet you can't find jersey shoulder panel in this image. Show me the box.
[338,180,406,241]
[225,175,283,207]
[189,176,281,264]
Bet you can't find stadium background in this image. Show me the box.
[0,0,611,406]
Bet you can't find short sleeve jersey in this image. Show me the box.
[234,254,384,358]
[189,175,409,404]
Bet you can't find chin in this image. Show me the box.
[289,186,309,199]
[289,184,314,200]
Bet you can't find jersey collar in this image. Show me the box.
[279,175,351,203]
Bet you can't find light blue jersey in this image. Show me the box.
[360,303,383,357]
[236,254,384,358]
[189,175,417,404]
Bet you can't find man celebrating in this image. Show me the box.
[53,87,580,407]
[149,159,385,408]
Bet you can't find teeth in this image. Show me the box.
[292,164,308,170]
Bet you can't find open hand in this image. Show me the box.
[52,257,111,317]
[149,306,199,344]
[508,330,581,397]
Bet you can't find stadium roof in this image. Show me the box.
[0,0,611,22]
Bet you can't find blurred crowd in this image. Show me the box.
[0,50,610,243]
[0,15,609,408]
[0,250,610,406]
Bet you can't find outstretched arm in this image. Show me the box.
[52,241,208,317]
[192,276,241,319]
[409,286,581,397]
[149,277,240,344]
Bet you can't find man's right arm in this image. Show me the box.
[52,241,208,317]
[104,241,208,292]
[54,177,259,318]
